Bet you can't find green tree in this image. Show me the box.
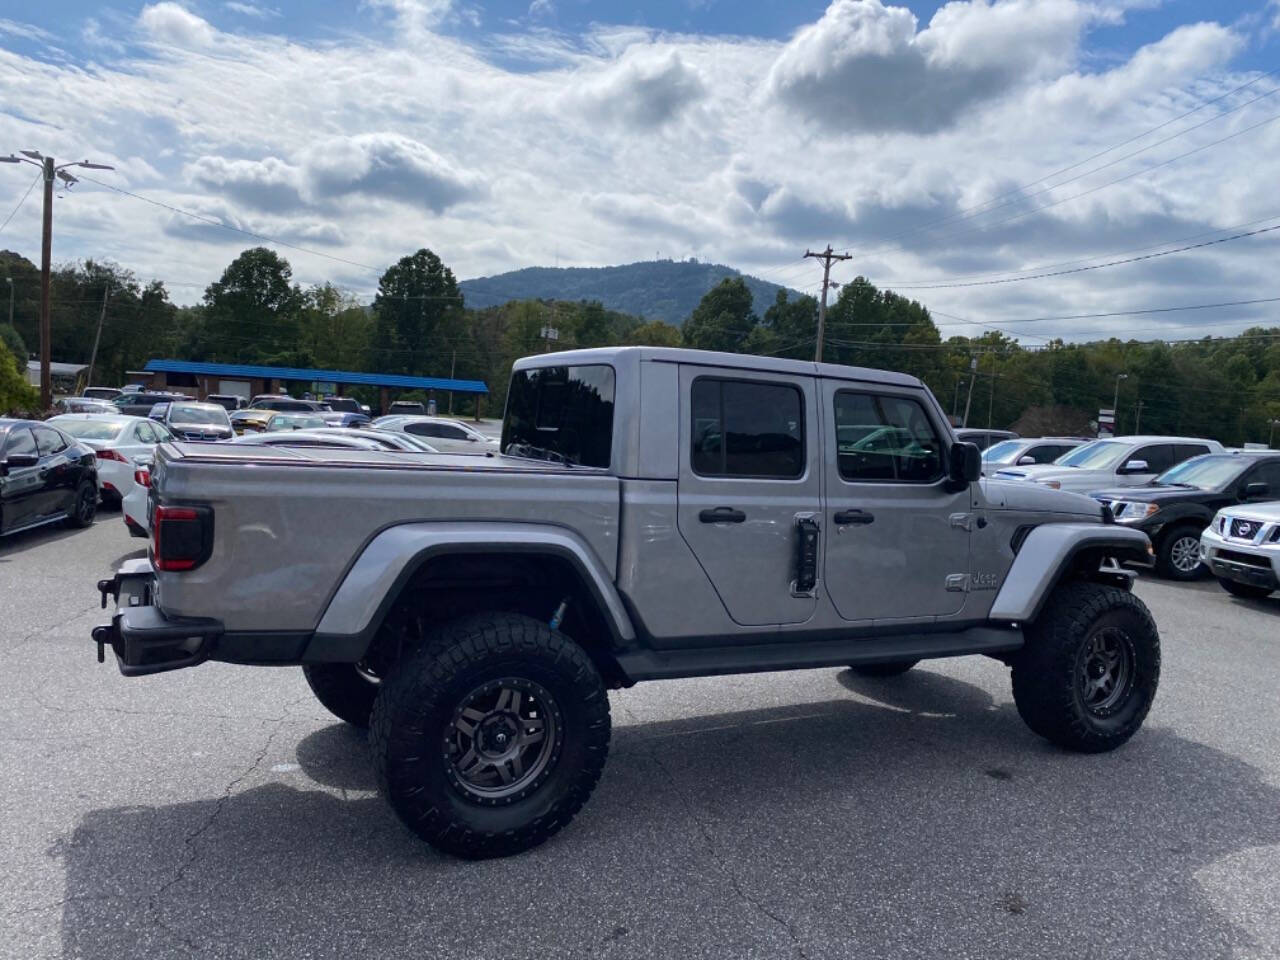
[371,249,463,376]
[0,334,37,414]
[202,248,302,364]
[625,320,683,347]
[683,277,757,352]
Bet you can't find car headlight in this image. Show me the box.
[1113,501,1160,522]
[1036,479,1062,490]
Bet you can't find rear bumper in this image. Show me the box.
[92,560,222,676]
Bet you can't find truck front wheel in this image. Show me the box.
[370,612,611,859]
[1011,582,1159,753]
[302,663,379,728]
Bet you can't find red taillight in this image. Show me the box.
[134,468,151,488]
[152,505,212,572]
[96,448,128,462]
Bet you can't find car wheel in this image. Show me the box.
[302,663,380,728]
[65,480,98,529]
[1216,577,1274,600]
[847,659,919,677]
[1155,526,1205,580]
[1012,582,1159,753]
[370,612,611,859]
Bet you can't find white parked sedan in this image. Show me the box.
[48,414,174,507]
[122,456,153,538]
[372,416,499,453]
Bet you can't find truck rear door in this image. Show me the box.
[675,364,821,626]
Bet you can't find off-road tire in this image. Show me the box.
[65,480,97,529]
[848,660,919,677]
[1012,582,1159,753]
[370,612,611,859]
[1216,577,1274,600]
[303,663,379,728]
[1154,524,1205,580]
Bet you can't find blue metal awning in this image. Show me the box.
[143,359,488,394]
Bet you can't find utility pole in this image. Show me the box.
[86,284,109,388]
[4,276,12,330]
[804,245,851,362]
[987,355,997,429]
[448,348,456,415]
[1135,399,1144,434]
[1270,419,1280,449]
[952,378,964,418]
[962,356,978,428]
[1,150,115,409]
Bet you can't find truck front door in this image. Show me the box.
[821,381,971,622]
[676,365,821,626]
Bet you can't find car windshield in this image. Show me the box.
[1055,440,1129,470]
[171,404,231,426]
[1154,456,1245,490]
[55,419,125,441]
[982,439,1026,465]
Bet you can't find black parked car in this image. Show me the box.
[0,419,98,538]
[954,427,1018,450]
[1090,452,1280,580]
[113,391,187,418]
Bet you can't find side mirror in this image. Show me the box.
[1119,459,1149,474]
[949,442,982,485]
[1016,454,1036,465]
[1243,481,1269,499]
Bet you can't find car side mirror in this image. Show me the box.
[1119,459,1149,474]
[1243,481,1269,499]
[1016,454,1035,465]
[949,442,982,485]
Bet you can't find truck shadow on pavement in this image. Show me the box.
[57,668,1280,960]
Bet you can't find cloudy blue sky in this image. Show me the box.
[2,0,1279,342]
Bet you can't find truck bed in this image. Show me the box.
[150,443,621,633]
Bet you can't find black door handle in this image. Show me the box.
[834,509,875,525]
[699,506,746,524]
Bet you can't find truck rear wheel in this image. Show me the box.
[848,660,918,677]
[302,663,379,728]
[370,612,611,859]
[1011,582,1159,753]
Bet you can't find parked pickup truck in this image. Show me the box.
[93,347,1160,859]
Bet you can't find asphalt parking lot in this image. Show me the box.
[2,518,1279,960]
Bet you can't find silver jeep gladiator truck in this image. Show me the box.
[93,347,1159,859]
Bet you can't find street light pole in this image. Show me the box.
[1270,419,1280,449]
[1,151,115,409]
[962,356,978,428]
[4,277,12,329]
[1113,373,1128,435]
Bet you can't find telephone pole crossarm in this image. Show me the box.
[804,245,852,362]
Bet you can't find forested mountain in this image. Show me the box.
[459,259,799,325]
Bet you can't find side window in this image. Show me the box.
[136,422,156,444]
[690,378,804,479]
[1131,444,1172,472]
[834,391,944,483]
[33,426,68,455]
[404,423,432,438]
[1177,444,1211,462]
[1251,461,1280,492]
[1028,444,1059,464]
[438,424,468,440]
[4,427,37,457]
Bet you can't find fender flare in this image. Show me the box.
[305,522,635,662]
[989,523,1150,623]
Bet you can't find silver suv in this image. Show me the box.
[94,347,1161,859]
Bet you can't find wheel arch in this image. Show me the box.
[303,522,636,684]
[990,523,1151,624]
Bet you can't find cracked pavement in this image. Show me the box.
[3,519,1280,959]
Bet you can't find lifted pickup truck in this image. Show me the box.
[94,347,1159,859]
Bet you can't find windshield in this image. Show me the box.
[171,404,231,426]
[1154,456,1244,490]
[1055,440,1130,470]
[982,439,1026,465]
[502,364,615,467]
[56,419,124,441]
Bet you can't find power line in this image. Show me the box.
[78,174,384,274]
[888,222,1280,290]
[0,171,40,234]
